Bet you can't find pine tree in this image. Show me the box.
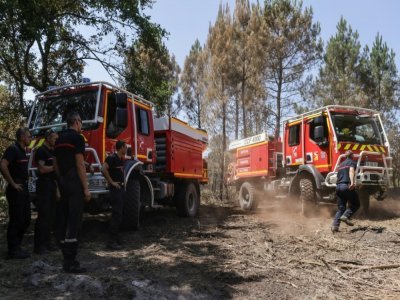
[180,39,206,128]
[312,17,363,106]
[263,0,322,138]
[205,4,233,200]
[365,34,399,117]
[231,0,266,138]
[124,39,180,117]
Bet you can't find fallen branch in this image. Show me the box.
[289,259,325,267]
[332,259,363,266]
[349,264,400,275]
[320,258,348,279]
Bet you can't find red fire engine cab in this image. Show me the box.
[227,105,392,215]
[27,81,208,229]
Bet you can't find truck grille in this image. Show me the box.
[370,174,380,181]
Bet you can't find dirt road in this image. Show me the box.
[1,197,399,299]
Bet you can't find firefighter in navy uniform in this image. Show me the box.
[33,129,59,254]
[332,150,360,232]
[0,128,32,259]
[54,112,90,273]
[102,140,127,250]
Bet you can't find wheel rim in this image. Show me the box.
[242,188,250,204]
[188,192,195,212]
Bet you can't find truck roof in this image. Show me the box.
[154,117,208,144]
[228,132,268,151]
[284,105,379,125]
[36,81,154,108]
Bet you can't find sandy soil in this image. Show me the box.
[0,196,399,299]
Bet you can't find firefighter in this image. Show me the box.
[33,129,59,254]
[102,140,127,250]
[54,112,90,273]
[0,128,32,259]
[331,150,360,232]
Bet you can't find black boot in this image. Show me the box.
[63,260,87,273]
[62,241,86,273]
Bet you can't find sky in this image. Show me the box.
[83,0,400,83]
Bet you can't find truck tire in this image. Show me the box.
[300,177,316,217]
[122,175,141,230]
[176,182,200,217]
[239,182,258,211]
[358,189,370,215]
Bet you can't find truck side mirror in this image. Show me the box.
[115,108,127,128]
[313,116,324,125]
[314,125,328,146]
[116,93,128,108]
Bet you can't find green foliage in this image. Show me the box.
[0,85,21,155]
[0,0,165,113]
[180,39,206,129]
[263,0,323,137]
[311,17,364,106]
[363,34,399,119]
[123,38,180,117]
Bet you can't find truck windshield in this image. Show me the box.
[331,113,382,145]
[30,90,98,131]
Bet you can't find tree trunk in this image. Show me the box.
[220,99,227,201]
[275,65,283,140]
[17,82,26,117]
[241,80,247,138]
[235,89,239,139]
[197,96,202,128]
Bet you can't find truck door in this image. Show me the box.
[305,115,330,173]
[104,91,132,159]
[134,102,154,163]
[285,122,303,167]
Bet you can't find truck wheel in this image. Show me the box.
[122,175,141,230]
[239,182,258,211]
[300,178,316,217]
[358,189,370,215]
[176,182,200,217]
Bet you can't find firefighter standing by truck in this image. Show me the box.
[331,150,360,232]
[54,112,90,273]
[33,129,59,254]
[0,128,32,259]
[102,140,127,250]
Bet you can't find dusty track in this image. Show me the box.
[0,197,399,299]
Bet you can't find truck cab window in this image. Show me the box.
[288,125,300,146]
[137,108,149,135]
[106,93,125,138]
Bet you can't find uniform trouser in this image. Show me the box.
[6,183,31,252]
[333,183,360,227]
[34,178,57,249]
[109,187,125,240]
[56,172,84,264]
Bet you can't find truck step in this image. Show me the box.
[156,150,166,156]
[156,144,166,150]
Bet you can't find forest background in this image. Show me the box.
[1,0,399,200]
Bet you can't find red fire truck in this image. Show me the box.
[27,81,208,229]
[227,105,392,215]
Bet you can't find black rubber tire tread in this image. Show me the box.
[176,182,200,217]
[122,175,141,230]
[358,189,370,215]
[300,177,316,217]
[239,182,258,211]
